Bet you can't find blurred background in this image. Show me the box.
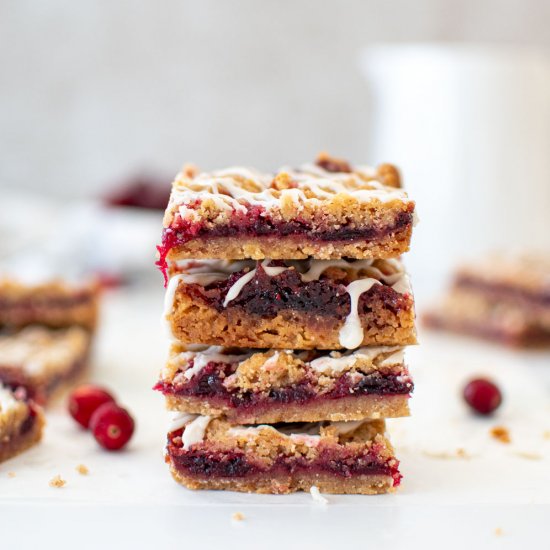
[2,0,550,300]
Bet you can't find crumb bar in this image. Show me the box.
[165,415,401,494]
[0,326,91,404]
[0,384,44,463]
[156,344,412,423]
[423,288,550,346]
[452,254,550,329]
[164,258,416,349]
[157,154,415,277]
[0,279,100,332]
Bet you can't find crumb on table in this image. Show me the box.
[232,512,245,521]
[543,430,550,440]
[76,464,89,475]
[7,471,16,478]
[422,448,471,460]
[49,475,66,488]
[514,451,542,460]
[490,426,511,444]
[494,527,503,537]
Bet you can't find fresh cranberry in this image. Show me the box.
[68,385,116,429]
[90,402,135,451]
[463,378,502,415]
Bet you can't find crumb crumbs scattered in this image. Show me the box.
[490,426,511,444]
[49,475,66,488]
[494,527,503,537]
[232,512,245,521]
[422,448,471,460]
[76,464,89,475]
[514,451,542,460]
[310,485,329,505]
[543,431,550,440]
[7,471,16,478]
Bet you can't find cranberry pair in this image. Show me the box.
[68,385,135,450]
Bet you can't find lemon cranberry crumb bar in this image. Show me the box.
[157,154,415,279]
[156,344,412,424]
[164,258,416,349]
[165,415,400,495]
[0,326,91,404]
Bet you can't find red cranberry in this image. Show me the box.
[463,378,502,415]
[68,385,116,429]
[90,402,135,451]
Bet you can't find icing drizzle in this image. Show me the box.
[168,164,411,222]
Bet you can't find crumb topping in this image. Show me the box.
[163,344,409,396]
[163,157,411,228]
[171,416,393,466]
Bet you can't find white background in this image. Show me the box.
[2,0,550,197]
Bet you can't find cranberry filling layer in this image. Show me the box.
[156,208,413,280]
[155,360,412,410]
[167,430,401,486]
[178,263,409,318]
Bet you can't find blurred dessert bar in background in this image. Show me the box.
[165,415,400,495]
[157,154,415,274]
[0,383,44,463]
[156,344,413,424]
[423,254,550,346]
[0,277,100,409]
[0,326,91,404]
[0,279,100,332]
[164,258,416,349]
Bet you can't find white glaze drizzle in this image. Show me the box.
[338,278,380,349]
[308,346,403,374]
[182,415,212,450]
[223,269,257,307]
[167,412,196,433]
[170,164,411,221]
[183,348,249,380]
[223,260,288,306]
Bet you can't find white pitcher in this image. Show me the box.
[359,44,550,300]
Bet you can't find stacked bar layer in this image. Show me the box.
[423,254,550,346]
[156,344,412,424]
[0,384,44,463]
[158,155,416,495]
[166,415,400,495]
[164,258,416,349]
[157,157,415,275]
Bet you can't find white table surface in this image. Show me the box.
[1,286,549,550]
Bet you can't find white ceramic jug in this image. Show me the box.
[359,44,550,300]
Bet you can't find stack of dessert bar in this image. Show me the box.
[0,279,99,463]
[424,254,550,346]
[156,154,417,494]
